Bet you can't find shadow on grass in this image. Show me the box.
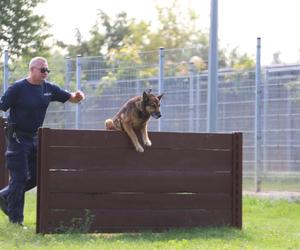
[38,226,251,244]
[103,227,250,242]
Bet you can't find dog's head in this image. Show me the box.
[142,90,164,119]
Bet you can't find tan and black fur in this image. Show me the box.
[105,90,163,152]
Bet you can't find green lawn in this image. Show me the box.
[0,193,299,250]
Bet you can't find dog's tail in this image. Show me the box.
[105,119,115,130]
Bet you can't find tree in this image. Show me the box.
[0,0,51,58]
[145,1,205,50]
[226,47,255,69]
[59,11,133,58]
[59,0,254,72]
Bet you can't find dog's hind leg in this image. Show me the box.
[141,124,152,147]
[122,123,144,152]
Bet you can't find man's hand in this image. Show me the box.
[69,90,85,103]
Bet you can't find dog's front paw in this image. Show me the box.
[144,140,152,147]
[135,145,144,153]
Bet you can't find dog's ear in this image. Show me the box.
[157,93,164,100]
[147,88,152,94]
[143,91,149,102]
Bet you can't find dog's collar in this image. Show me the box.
[137,109,150,119]
[138,101,150,119]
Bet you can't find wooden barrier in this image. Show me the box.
[0,117,8,189]
[37,128,242,233]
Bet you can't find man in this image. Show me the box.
[0,56,85,226]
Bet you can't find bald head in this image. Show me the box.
[29,57,48,70]
[27,56,49,84]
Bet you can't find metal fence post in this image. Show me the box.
[3,49,9,118]
[263,67,269,174]
[63,57,72,128]
[207,0,218,132]
[195,72,201,132]
[158,47,165,132]
[188,63,195,132]
[255,37,262,192]
[76,55,82,129]
[135,79,141,96]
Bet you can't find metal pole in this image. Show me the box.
[76,55,82,129]
[158,47,164,132]
[188,63,195,132]
[263,67,269,175]
[255,37,262,192]
[3,50,9,118]
[207,0,218,132]
[63,57,71,128]
[135,79,141,96]
[196,73,201,132]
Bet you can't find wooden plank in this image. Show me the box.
[44,129,234,150]
[232,133,243,228]
[48,171,232,194]
[36,128,51,234]
[48,193,232,210]
[46,147,232,171]
[44,209,232,233]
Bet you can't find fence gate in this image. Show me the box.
[37,128,242,233]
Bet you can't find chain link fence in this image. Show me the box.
[1,48,300,192]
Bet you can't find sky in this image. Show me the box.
[35,0,300,65]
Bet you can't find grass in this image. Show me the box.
[0,193,299,250]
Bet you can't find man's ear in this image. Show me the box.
[143,91,149,102]
[157,93,164,100]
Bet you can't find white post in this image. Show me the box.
[255,37,262,192]
[76,55,82,129]
[189,63,195,132]
[207,0,218,132]
[158,47,164,132]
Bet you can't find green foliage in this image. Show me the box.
[226,47,255,70]
[145,0,208,52]
[106,44,157,80]
[2,0,255,93]
[56,209,95,234]
[0,0,51,59]
[47,51,67,88]
[56,0,254,76]
[58,10,133,58]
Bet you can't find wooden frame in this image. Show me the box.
[36,128,242,233]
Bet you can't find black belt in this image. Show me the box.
[15,129,37,138]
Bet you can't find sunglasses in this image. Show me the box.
[39,67,51,73]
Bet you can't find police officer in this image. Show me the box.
[0,56,85,226]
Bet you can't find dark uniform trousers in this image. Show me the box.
[0,133,37,223]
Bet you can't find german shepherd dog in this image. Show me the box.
[105,90,163,152]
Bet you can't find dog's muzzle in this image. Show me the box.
[152,112,162,119]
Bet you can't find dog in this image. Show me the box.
[105,89,164,152]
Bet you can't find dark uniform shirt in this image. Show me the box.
[0,78,71,133]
